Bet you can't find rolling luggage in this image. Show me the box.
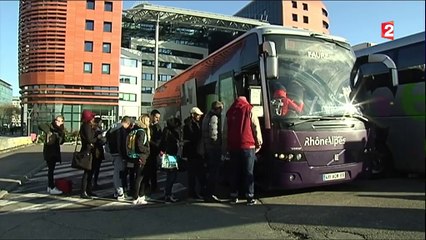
[56,178,72,193]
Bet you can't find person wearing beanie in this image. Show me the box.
[78,109,98,199]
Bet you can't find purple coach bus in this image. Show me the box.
[153,25,398,190]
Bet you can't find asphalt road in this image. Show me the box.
[0,145,424,239]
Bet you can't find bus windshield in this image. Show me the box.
[265,35,360,123]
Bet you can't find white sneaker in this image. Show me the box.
[117,194,125,201]
[47,187,51,194]
[133,196,148,205]
[48,187,63,195]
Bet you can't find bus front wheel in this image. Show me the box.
[370,146,394,178]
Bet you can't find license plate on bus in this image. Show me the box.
[322,172,346,181]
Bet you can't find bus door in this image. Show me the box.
[180,78,197,121]
[218,71,236,152]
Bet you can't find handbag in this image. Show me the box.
[71,134,93,171]
[161,153,178,169]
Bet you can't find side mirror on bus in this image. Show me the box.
[262,41,278,79]
[351,53,399,88]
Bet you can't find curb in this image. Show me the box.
[0,159,46,199]
[0,143,37,155]
[0,190,8,199]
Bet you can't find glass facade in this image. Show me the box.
[234,1,283,25]
[0,80,13,103]
[30,103,118,133]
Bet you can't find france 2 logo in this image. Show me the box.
[381,21,394,40]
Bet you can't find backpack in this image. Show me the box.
[126,128,147,159]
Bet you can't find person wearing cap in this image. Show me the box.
[183,106,207,200]
[201,101,224,202]
[79,109,98,199]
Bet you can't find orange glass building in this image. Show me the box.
[235,0,329,34]
[19,0,122,132]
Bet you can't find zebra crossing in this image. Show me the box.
[0,159,187,214]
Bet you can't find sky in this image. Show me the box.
[1,1,425,96]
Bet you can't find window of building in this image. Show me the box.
[104,1,113,11]
[303,16,309,24]
[141,102,152,106]
[103,42,111,53]
[120,75,137,84]
[83,62,92,73]
[323,21,329,29]
[102,63,110,74]
[141,87,153,94]
[292,14,298,22]
[119,93,136,102]
[303,3,308,10]
[322,8,328,17]
[292,1,297,8]
[158,74,172,82]
[142,73,153,81]
[120,58,137,68]
[103,22,112,32]
[84,41,93,52]
[85,20,94,31]
[86,0,95,10]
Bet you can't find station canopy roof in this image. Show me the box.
[123,2,269,32]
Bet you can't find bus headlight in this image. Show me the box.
[274,152,306,162]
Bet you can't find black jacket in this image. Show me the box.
[149,122,162,156]
[160,118,181,156]
[106,125,129,158]
[183,117,203,159]
[93,127,106,161]
[79,122,97,155]
[38,121,65,163]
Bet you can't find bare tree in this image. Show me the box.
[0,104,21,131]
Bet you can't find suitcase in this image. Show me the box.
[56,178,73,193]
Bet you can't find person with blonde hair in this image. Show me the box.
[131,114,151,204]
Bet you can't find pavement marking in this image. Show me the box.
[1,157,188,213]
[0,178,22,185]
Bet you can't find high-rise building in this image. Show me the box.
[18,0,122,132]
[235,0,330,34]
[0,79,13,103]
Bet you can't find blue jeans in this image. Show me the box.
[229,149,256,199]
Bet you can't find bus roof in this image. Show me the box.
[355,31,425,57]
[153,25,350,107]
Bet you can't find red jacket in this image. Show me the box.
[226,97,256,150]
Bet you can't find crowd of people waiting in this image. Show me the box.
[38,95,263,206]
